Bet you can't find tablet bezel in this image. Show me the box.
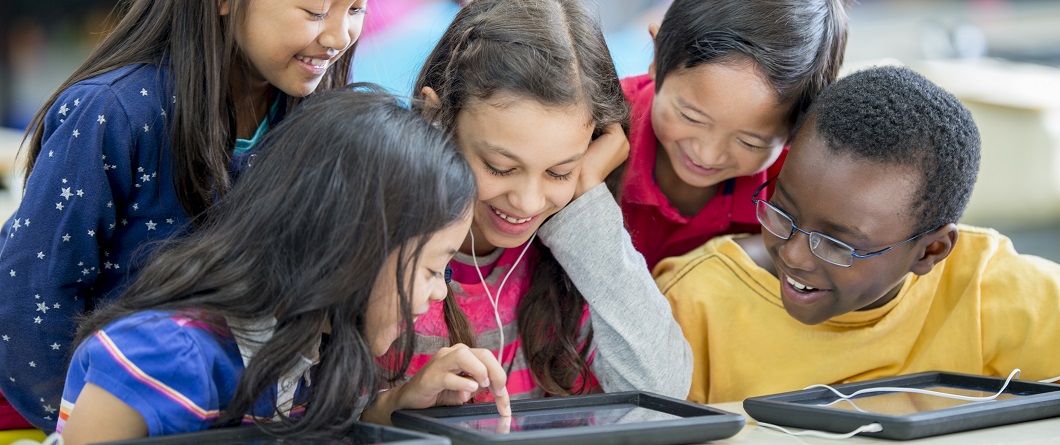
[392,391,744,445]
[96,422,450,445]
[742,371,1060,440]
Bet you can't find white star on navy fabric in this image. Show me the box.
[140,88,148,96]
[97,114,106,124]
[62,234,71,242]
[50,343,60,351]
[36,302,48,314]
[43,404,56,414]
[24,219,30,226]
[166,218,174,224]
[87,230,96,237]
[9,270,15,277]
[53,303,61,309]
[37,252,44,260]
[1,335,9,341]
[11,218,19,232]
[72,129,80,138]
[33,317,42,324]
[59,103,69,116]
[143,124,149,132]
[29,361,37,367]
[48,150,54,157]
[55,203,64,211]
[74,98,80,106]
[77,189,84,197]
[145,220,157,231]
[60,187,73,200]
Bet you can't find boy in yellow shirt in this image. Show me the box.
[656,66,1060,404]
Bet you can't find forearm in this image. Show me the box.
[538,184,692,399]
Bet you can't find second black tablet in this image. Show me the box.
[743,371,1060,440]
[393,391,744,445]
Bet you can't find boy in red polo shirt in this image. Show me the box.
[621,0,849,269]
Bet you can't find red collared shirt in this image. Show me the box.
[619,74,785,270]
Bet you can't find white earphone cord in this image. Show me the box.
[468,229,537,366]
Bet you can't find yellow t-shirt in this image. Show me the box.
[655,226,1060,404]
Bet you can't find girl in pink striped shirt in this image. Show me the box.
[365,0,694,422]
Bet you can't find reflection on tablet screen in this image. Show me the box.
[437,403,683,434]
[798,385,1021,415]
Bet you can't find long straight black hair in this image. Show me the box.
[21,0,355,219]
[413,0,631,396]
[74,86,476,439]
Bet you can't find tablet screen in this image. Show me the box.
[796,385,1023,415]
[435,403,683,434]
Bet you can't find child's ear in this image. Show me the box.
[909,223,958,276]
[219,0,231,16]
[419,86,442,113]
[647,23,660,81]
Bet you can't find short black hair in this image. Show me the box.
[653,0,848,133]
[806,66,981,233]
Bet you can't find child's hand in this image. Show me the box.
[576,123,628,199]
[396,344,511,415]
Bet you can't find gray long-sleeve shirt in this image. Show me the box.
[539,184,693,399]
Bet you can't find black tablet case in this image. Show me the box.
[393,391,744,445]
[743,371,1060,440]
[95,422,450,445]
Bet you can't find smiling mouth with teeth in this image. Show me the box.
[786,275,819,292]
[492,206,532,224]
[295,55,329,68]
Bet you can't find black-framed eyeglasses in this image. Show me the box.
[751,177,937,267]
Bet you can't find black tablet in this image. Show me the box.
[95,422,449,445]
[391,391,744,445]
[743,371,1060,440]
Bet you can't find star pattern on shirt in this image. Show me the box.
[5,74,200,427]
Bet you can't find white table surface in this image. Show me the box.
[702,401,1060,444]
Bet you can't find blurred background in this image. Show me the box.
[1,0,1058,261]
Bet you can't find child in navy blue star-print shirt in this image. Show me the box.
[0,0,368,430]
